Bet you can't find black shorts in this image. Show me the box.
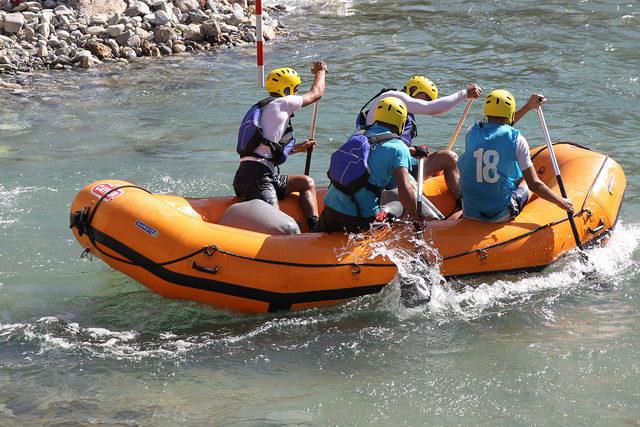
[318,206,374,233]
[233,161,288,206]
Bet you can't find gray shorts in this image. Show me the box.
[233,161,288,206]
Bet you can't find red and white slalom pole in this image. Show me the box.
[256,0,264,87]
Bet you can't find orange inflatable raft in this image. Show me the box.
[69,143,625,313]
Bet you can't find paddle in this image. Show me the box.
[446,98,474,151]
[536,106,584,251]
[303,101,319,176]
[416,157,425,219]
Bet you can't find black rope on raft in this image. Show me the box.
[71,185,396,270]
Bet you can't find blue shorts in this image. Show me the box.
[507,186,529,218]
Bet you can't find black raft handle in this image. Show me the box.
[192,262,218,275]
[587,218,605,234]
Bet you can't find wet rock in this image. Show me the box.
[86,40,113,59]
[157,42,171,55]
[153,25,172,43]
[182,23,203,41]
[201,18,220,37]
[81,54,101,68]
[121,46,136,60]
[43,0,56,8]
[172,41,186,53]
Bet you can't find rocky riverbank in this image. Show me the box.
[0,0,282,81]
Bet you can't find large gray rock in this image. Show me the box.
[124,1,150,17]
[144,10,170,26]
[153,25,172,43]
[4,13,25,33]
[201,18,220,37]
[182,23,202,41]
[86,25,105,36]
[69,0,126,18]
[106,23,125,36]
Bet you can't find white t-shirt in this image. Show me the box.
[365,89,468,125]
[242,95,304,162]
[515,134,533,171]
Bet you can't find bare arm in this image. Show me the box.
[395,167,418,219]
[513,93,546,124]
[522,166,574,213]
[300,61,327,107]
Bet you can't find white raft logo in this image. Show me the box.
[135,220,159,237]
[91,183,123,201]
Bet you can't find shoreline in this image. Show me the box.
[0,0,285,88]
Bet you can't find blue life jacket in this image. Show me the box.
[327,126,396,217]
[458,122,523,221]
[355,88,418,146]
[237,97,296,166]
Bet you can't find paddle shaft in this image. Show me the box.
[416,157,425,218]
[536,107,583,250]
[446,98,474,151]
[304,101,319,176]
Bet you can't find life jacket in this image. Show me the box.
[237,97,296,166]
[458,122,522,221]
[355,88,418,147]
[327,127,397,217]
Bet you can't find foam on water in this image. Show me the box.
[379,222,640,322]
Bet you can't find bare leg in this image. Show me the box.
[285,174,318,218]
[423,150,461,200]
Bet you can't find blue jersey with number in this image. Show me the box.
[458,122,522,221]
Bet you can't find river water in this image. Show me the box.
[1,0,639,424]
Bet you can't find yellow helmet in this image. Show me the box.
[266,67,301,96]
[373,97,408,134]
[403,75,438,100]
[484,89,516,123]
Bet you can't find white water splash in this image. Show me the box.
[333,221,640,322]
[396,223,639,321]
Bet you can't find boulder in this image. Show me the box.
[182,23,202,41]
[153,25,172,43]
[201,19,219,37]
[106,23,125,36]
[86,40,113,59]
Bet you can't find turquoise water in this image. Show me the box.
[1,0,640,423]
